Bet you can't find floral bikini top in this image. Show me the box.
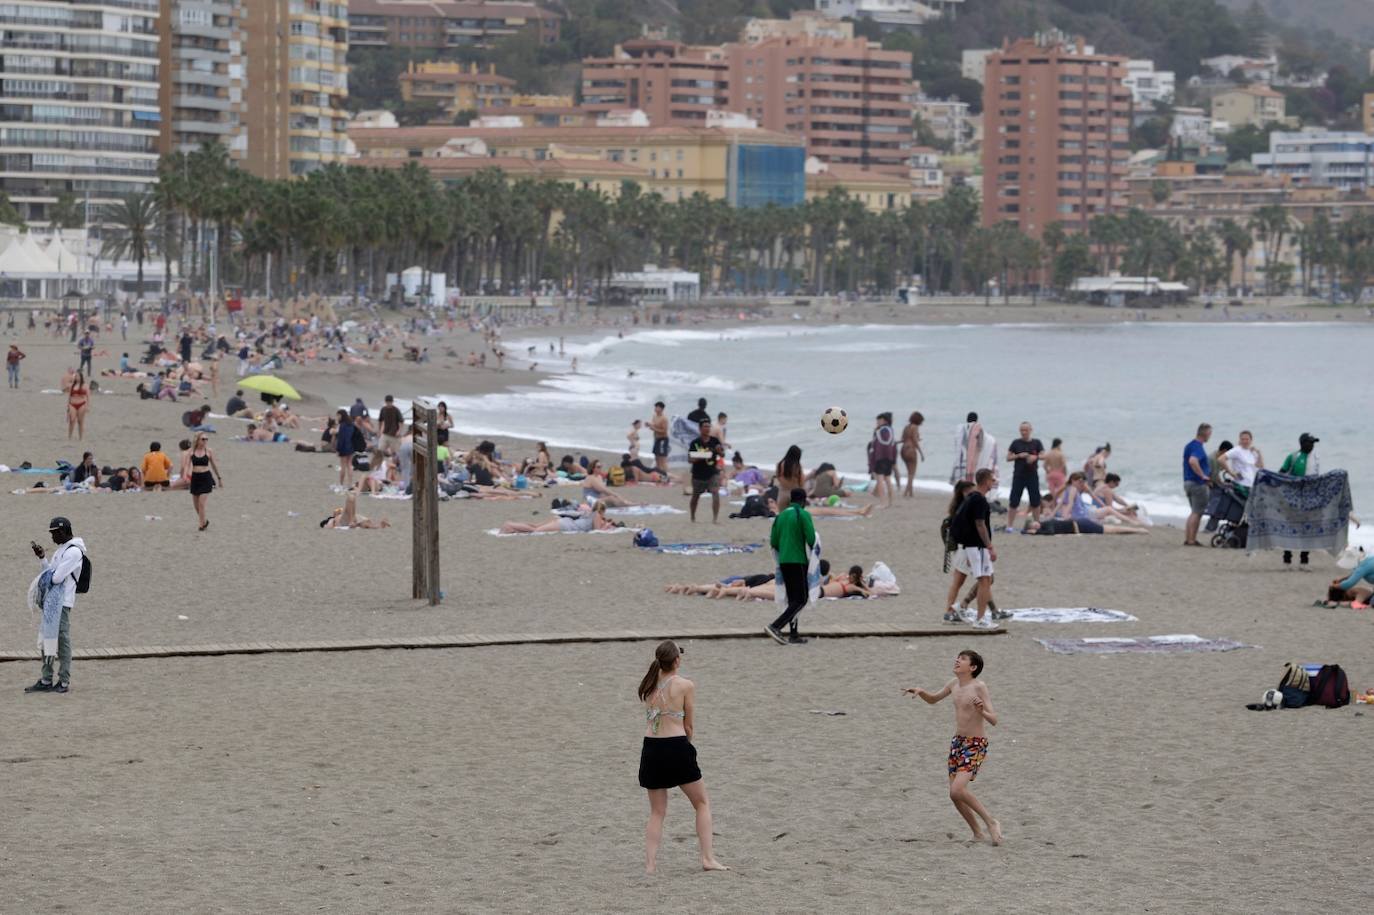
[645,674,685,734]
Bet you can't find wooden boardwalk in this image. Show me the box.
[0,622,1002,664]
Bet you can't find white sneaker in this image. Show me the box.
[972,617,1000,630]
[961,607,978,623]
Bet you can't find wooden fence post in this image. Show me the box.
[412,400,440,605]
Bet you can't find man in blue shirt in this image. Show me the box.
[1182,423,1212,546]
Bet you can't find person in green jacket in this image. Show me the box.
[1279,432,1320,568]
[765,488,816,645]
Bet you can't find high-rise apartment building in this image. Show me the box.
[158,0,244,158]
[981,35,1132,235]
[240,0,349,180]
[0,0,163,221]
[347,0,559,50]
[581,28,914,169]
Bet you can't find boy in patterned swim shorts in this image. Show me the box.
[905,649,1002,844]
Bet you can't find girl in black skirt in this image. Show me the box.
[637,640,727,875]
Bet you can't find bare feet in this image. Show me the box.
[645,863,656,875]
[701,858,729,871]
[988,820,1003,845]
[860,505,875,517]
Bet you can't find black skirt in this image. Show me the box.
[189,472,215,495]
[638,736,702,790]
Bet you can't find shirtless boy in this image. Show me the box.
[648,401,670,476]
[905,649,1002,845]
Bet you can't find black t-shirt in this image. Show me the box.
[226,395,246,414]
[950,492,991,548]
[379,404,403,436]
[686,408,711,425]
[688,436,723,479]
[1008,438,1043,479]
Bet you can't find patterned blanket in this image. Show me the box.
[1245,469,1352,555]
[654,542,761,556]
[1036,635,1252,655]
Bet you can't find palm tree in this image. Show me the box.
[1216,218,1253,295]
[1248,203,1291,297]
[101,192,161,296]
[931,184,979,294]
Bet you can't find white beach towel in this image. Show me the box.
[485,527,634,538]
[1004,607,1137,624]
[607,504,686,516]
[1036,635,1253,655]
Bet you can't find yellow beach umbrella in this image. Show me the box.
[239,374,301,401]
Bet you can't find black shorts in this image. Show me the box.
[652,437,670,458]
[189,473,215,495]
[873,458,894,476]
[145,480,169,490]
[691,473,720,495]
[1009,473,1041,509]
[639,736,702,790]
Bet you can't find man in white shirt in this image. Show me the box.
[25,517,87,694]
[1226,429,1263,488]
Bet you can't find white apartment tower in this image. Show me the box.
[0,0,163,221]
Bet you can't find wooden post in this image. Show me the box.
[412,400,441,605]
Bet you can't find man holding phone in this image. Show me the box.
[25,517,87,694]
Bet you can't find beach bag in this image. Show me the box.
[633,529,659,549]
[1308,664,1350,709]
[607,465,626,487]
[867,561,900,596]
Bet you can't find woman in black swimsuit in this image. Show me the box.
[182,432,223,530]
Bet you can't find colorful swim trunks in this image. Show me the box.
[948,735,989,780]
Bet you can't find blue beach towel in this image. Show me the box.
[647,542,762,556]
[29,568,64,658]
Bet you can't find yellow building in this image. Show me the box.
[1211,86,1288,130]
[347,124,807,203]
[1364,92,1374,135]
[354,155,649,197]
[400,61,517,113]
[242,0,350,179]
[805,162,912,212]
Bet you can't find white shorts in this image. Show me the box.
[954,546,994,579]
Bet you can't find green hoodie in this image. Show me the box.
[770,503,816,565]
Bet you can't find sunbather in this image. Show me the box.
[498,501,621,535]
[321,491,391,529]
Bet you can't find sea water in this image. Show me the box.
[429,321,1371,542]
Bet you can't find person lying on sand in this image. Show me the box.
[498,500,622,534]
[320,491,391,529]
[664,561,830,598]
[240,423,289,443]
[725,565,873,601]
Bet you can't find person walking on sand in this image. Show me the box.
[868,412,898,509]
[378,394,404,454]
[901,411,925,497]
[1279,433,1321,569]
[1182,423,1212,546]
[687,417,724,523]
[182,432,222,531]
[904,649,1002,845]
[25,517,88,695]
[77,331,94,376]
[6,343,25,388]
[764,488,816,645]
[945,469,999,629]
[638,640,728,876]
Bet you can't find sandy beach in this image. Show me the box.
[1,312,1371,913]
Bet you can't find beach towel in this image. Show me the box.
[1036,634,1252,655]
[650,542,762,556]
[950,417,983,480]
[28,568,64,658]
[486,527,634,538]
[1245,469,1352,556]
[607,504,686,516]
[773,531,822,614]
[668,416,698,463]
[1006,607,1137,624]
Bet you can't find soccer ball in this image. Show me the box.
[1262,688,1283,709]
[821,406,848,434]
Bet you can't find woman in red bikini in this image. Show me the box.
[65,370,89,440]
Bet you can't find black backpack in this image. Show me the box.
[1308,664,1350,709]
[64,544,92,594]
[351,424,367,453]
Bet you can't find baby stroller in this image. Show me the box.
[1204,483,1249,549]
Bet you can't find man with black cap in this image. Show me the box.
[1279,433,1321,569]
[25,517,87,694]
